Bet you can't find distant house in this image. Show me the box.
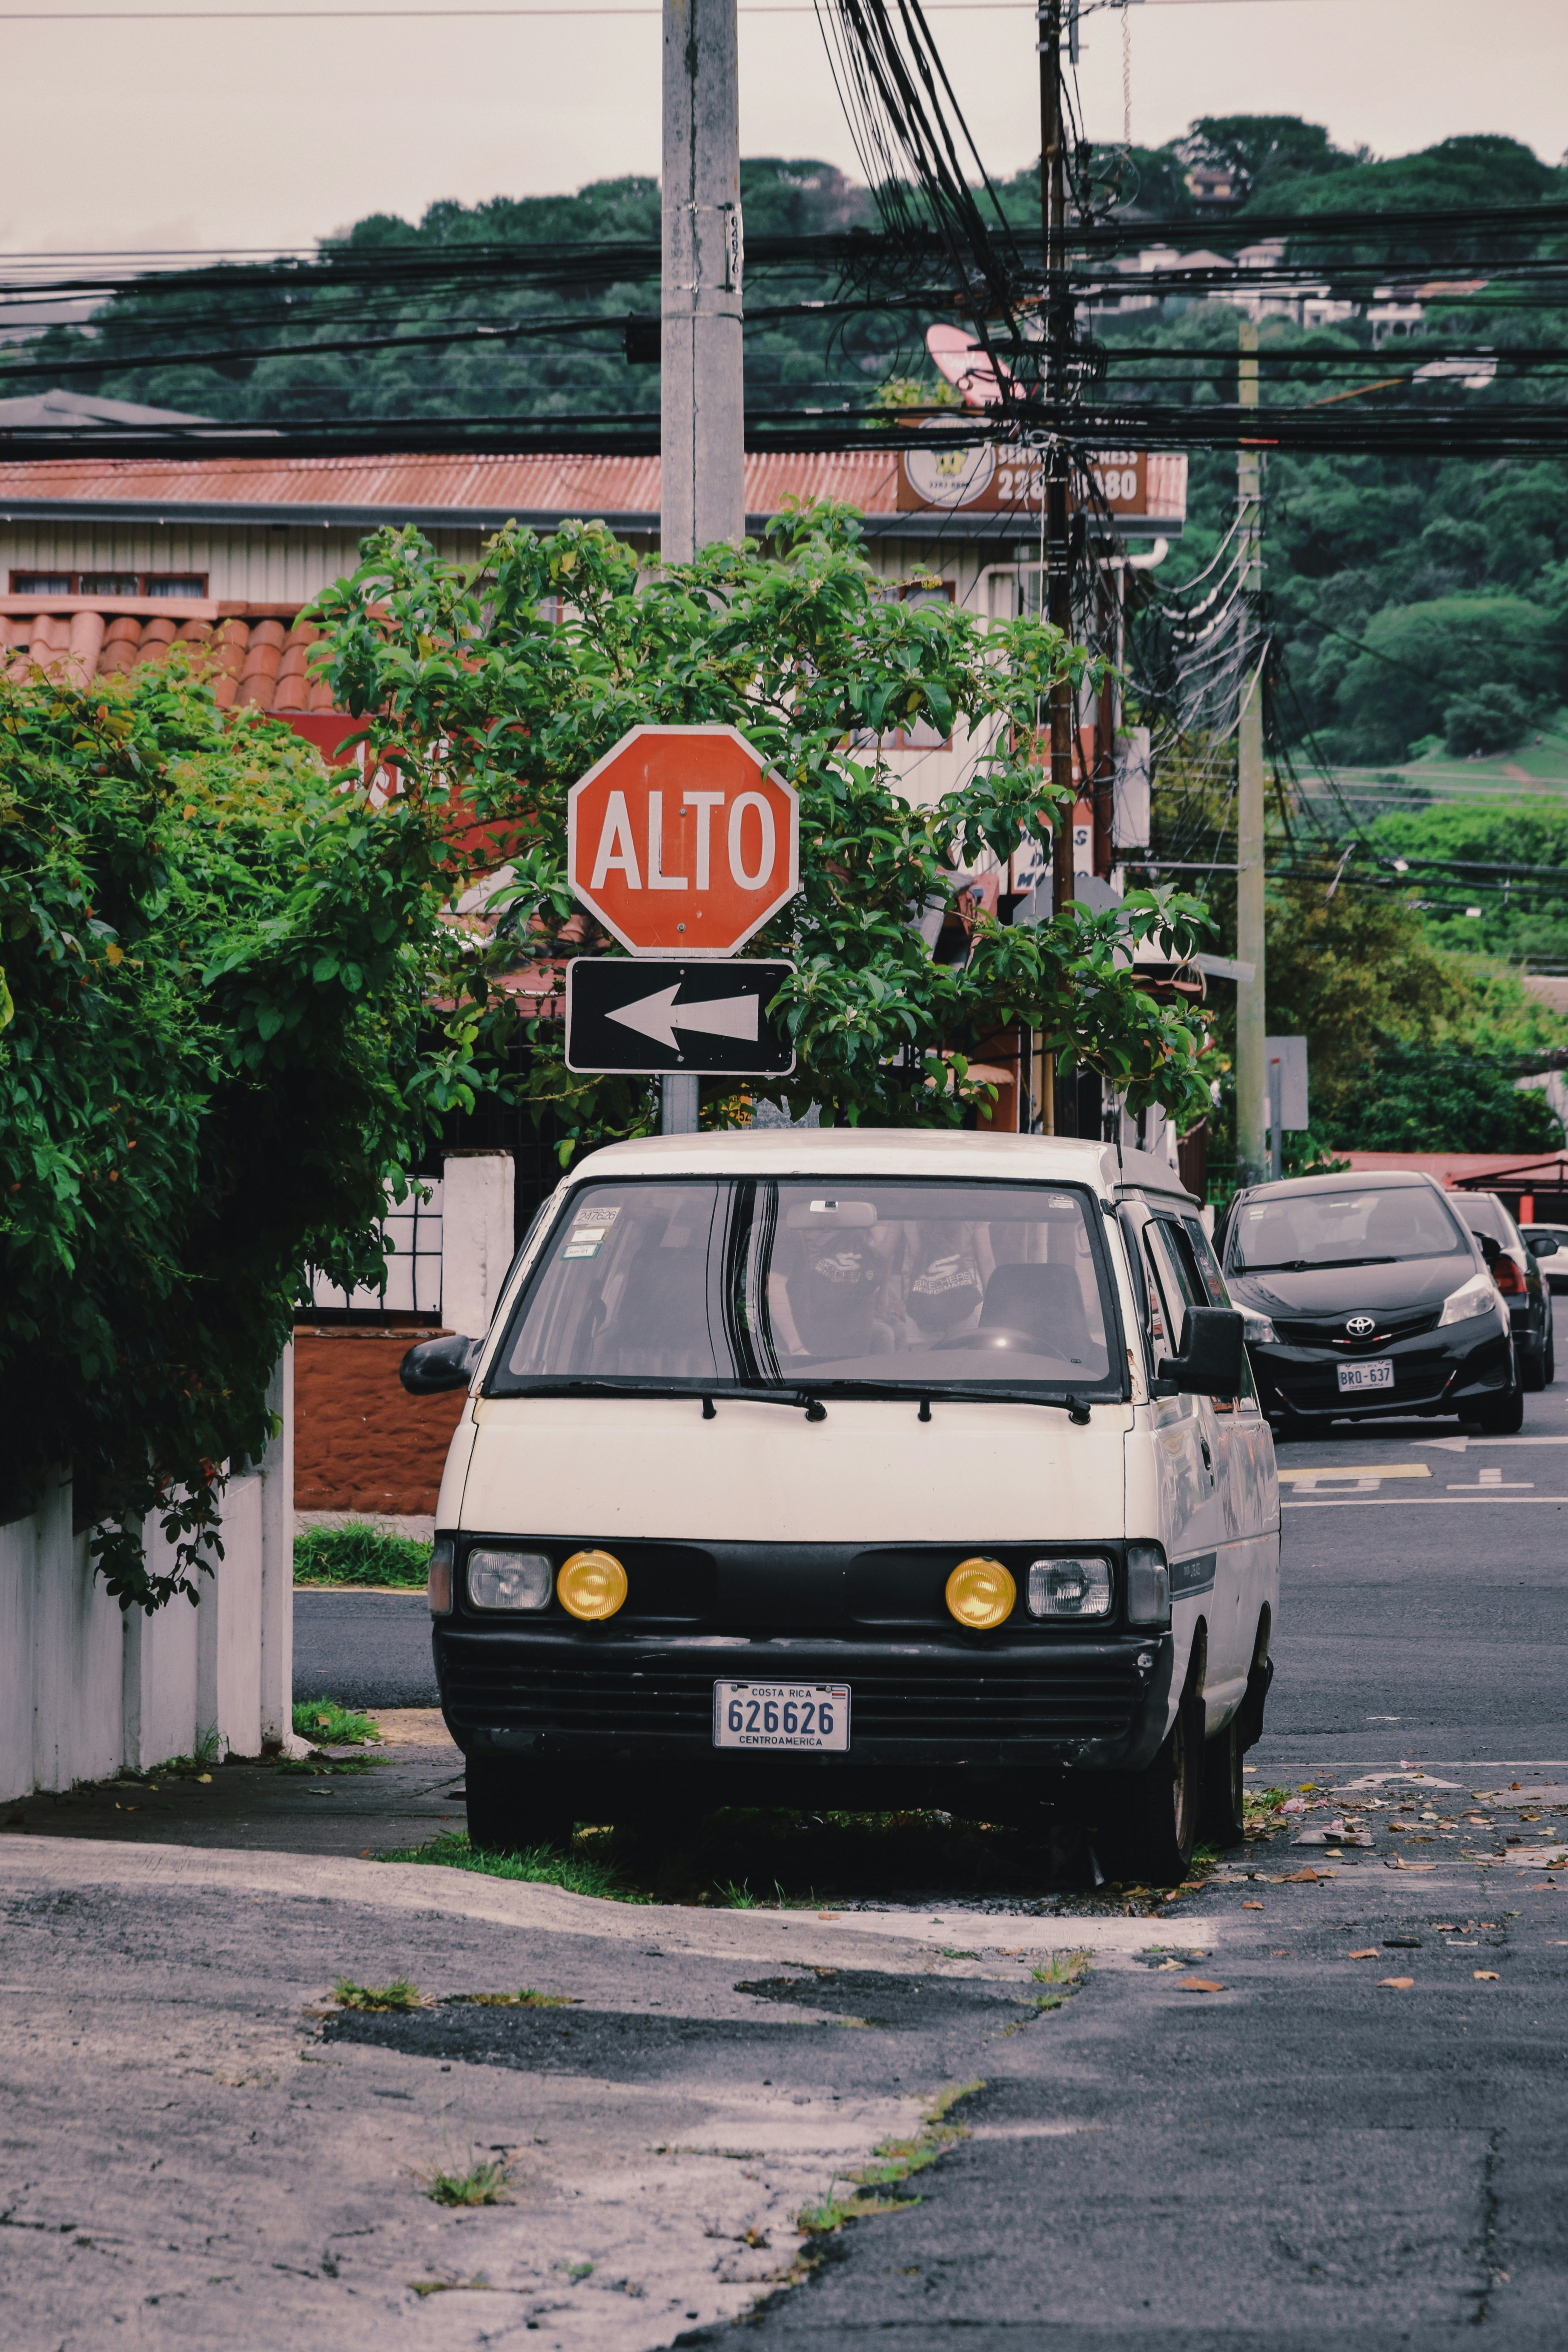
[0,418,1186,803]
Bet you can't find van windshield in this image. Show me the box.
[489,1177,1118,1397]
[1227,1185,1468,1272]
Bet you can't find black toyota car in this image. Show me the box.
[1219,1170,1524,1432]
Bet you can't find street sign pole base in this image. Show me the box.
[660,1074,700,1134]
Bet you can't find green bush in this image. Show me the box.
[0,665,477,1610]
[294,1522,431,1587]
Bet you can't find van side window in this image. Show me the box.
[1141,1223,1190,1408]
[1179,1218,1230,1307]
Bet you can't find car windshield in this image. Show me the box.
[489,1176,1118,1396]
[1227,1185,1468,1272]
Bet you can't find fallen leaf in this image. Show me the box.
[1473,1970,1500,1981]
[1347,1948,1379,1960]
[817,1912,840,1922]
[1378,1977,1415,1990]
[1177,1977,1224,1993]
[1284,1868,1320,1883]
[1242,1900,1264,1911]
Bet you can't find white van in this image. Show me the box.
[404,1129,1279,1886]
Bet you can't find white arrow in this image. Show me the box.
[606,983,760,1052]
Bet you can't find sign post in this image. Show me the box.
[565,724,801,1113]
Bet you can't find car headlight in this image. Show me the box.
[1126,1541,1171,1629]
[1243,1312,1277,1344]
[467,1547,553,1611]
[1027,1556,1112,1619]
[1438,1273,1506,1329]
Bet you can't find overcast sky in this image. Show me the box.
[0,0,1564,257]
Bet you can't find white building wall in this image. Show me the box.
[0,1349,298,1801]
[0,521,479,604]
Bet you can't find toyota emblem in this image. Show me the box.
[1345,1314,1376,1339]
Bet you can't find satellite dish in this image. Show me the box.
[926,322,1013,409]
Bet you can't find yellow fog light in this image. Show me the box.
[945,1556,1016,1630]
[556,1548,628,1622]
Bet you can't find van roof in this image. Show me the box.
[569,1126,1197,1205]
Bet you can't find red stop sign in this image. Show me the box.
[566,725,800,957]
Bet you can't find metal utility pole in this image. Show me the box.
[1234,316,1267,1184]
[659,0,744,1134]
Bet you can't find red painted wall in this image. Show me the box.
[294,1327,465,1518]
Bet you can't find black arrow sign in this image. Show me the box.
[565,958,796,1077]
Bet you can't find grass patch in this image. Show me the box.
[440,1988,576,2009]
[376,1828,651,1904]
[422,2157,511,2209]
[797,2079,985,2237]
[276,1755,385,1776]
[1028,1948,1092,2013]
[408,2276,493,2298]
[295,1521,430,1589]
[332,1975,425,2011]
[292,1698,382,1747]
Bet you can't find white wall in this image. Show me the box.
[0,1348,296,1802]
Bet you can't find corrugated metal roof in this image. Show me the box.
[0,445,1187,530]
[0,449,906,519]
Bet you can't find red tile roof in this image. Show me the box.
[0,602,335,714]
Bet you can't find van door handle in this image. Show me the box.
[1200,1438,1214,1479]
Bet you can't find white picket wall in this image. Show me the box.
[0,1351,295,1802]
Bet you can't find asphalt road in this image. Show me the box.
[13,1305,1564,2345]
[295,1588,439,1711]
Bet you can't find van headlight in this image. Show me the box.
[467,1548,553,1611]
[1438,1272,1505,1329]
[1027,1556,1112,1619]
[557,1548,628,1622]
[945,1557,1016,1630]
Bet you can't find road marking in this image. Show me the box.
[1284,1494,1565,1508]
[1275,1464,1430,1481]
[1447,1474,1535,1490]
[1419,1435,1568,1450]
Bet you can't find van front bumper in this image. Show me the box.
[434,1626,1175,1778]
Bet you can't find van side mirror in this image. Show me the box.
[1526,1231,1559,1258]
[400,1333,479,1395]
[1155,1306,1245,1398]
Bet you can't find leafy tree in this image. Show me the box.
[1327,595,1562,765]
[1331,1039,1564,1152]
[1184,115,1360,205]
[0,667,476,1610]
[1443,682,1537,756]
[310,500,1219,1156]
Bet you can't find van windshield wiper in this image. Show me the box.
[1239,1254,1401,1272]
[500,1376,827,1419]
[796,1376,1101,1426]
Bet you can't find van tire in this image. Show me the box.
[1100,1685,1202,1888]
[465,1756,575,1856]
[1201,1716,1246,1848]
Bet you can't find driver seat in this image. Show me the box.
[978,1261,1091,1363]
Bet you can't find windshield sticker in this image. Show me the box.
[561,1202,619,1258]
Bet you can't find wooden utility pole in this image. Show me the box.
[1235,316,1267,1183]
[660,0,744,1132]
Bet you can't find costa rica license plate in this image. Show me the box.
[713,1682,850,1752]
[1337,1358,1394,1393]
